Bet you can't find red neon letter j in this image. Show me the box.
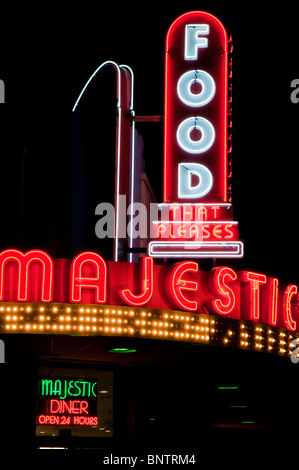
[120,257,153,306]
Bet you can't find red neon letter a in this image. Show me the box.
[70,252,107,303]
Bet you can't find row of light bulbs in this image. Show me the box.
[0,303,297,356]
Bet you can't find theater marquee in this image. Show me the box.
[0,248,297,357]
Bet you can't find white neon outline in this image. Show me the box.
[148,241,244,258]
[157,203,232,208]
[152,221,239,225]
[115,84,122,263]
[72,61,135,263]
[177,70,215,107]
[72,61,120,263]
[72,60,121,112]
[152,221,238,240]
[176,117,215,154]
[184,24,209,60]
[178,162,213,198]
[120,65,135,263]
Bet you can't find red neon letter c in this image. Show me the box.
[283,284,297,331]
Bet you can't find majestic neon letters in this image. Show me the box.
[0,249,53,302]
[168,261,198,311]
[120,256,153,306]
[0,249,298,333]
[70,251,107,303]
[40,378,97,400]
[207,266,237,315]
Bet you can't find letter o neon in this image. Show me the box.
[177,70,215,107]
[38,415,46,424]
[176,116,215,154]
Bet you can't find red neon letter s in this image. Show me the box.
[70,252,107,303]
[120,257,153,306]
[283,284,297,331]
[0,249,53,302]
[207,266,237,315]
[168,261,198,312]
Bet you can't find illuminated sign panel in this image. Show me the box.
[0,249,53,302]
[164,11,227,203]
[0,249,299,337]
[36,369,113,437]
[36,377,98,427]
[149,11,243,258]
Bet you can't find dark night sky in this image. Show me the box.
[0,2,299,284]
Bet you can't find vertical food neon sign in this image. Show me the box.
[164,11,228,203]
[149,11,243,259]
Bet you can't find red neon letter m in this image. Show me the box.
[0,249,54,302]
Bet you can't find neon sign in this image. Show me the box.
[36,377,98,427]
[164,12,227,203]
[120,256,153,306]
[1,249,299,334]
[149,12,243,258]
[39,378,97,400]
[0,249,53,302]
[167,261,198,312]
[70,252,107,304]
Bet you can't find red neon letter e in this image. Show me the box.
[120,256,153,306]
[70,252,107,303]
[168,261,198,312]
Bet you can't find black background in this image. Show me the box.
[0,2,299,283]
[1,5,299,465]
